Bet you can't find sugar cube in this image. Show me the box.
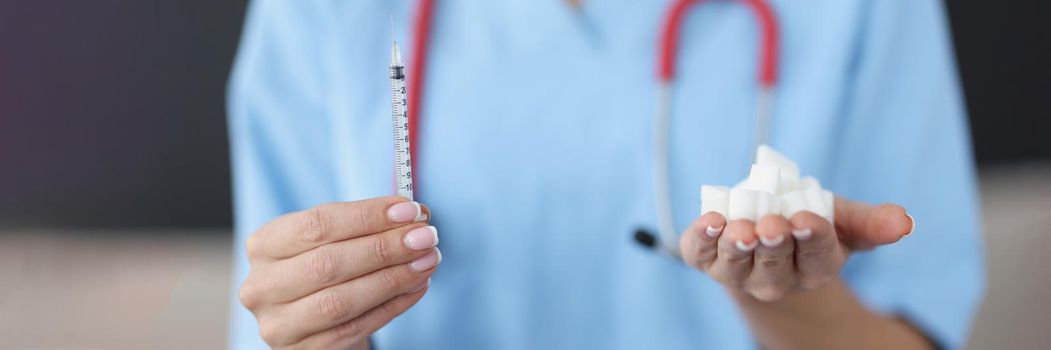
[743,164,780,194]
[700,185,730,217]
[756,191,781,218]
[780,190,809,218]
[778,171,801,195]
[756,144,800,178]
[803,188,830,221]
[823,189,834,223]
[800,176,821,191]
[728,187,760,221]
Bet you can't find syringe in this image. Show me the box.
[390,24,414,201]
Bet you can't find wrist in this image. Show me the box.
[726,278,874,349]
[726,277,860,321]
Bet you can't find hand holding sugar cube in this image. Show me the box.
[683,145,916,302]
[701,145,835,223]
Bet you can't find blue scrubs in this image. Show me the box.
[227,1,983,349]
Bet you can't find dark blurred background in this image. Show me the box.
[1,1,1049,349]
[0,1,1048,228]
[0,1,245,228]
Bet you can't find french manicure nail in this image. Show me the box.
[791,228,813,241]
[404,226,439,251]
[410,248,441,272]
[759,235,784,247]
[735,240,759,252]
[706,225,724,238]
[904,214,915,237]
[388,201,424,223]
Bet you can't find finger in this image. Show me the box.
[834,197,914,250]
[789,211,845,290]
[680,212,727,271]
[745,215,796,301]
[257,223,439,303]
[295,282,430,349]
[706,219,757,287]
[250,196,427,259]
[263,249,440,346]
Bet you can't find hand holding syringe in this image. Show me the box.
[235,23,438,350]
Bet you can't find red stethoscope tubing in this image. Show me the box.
[404,0,779,196]
[405,0,435,192]
[659,0,778,87]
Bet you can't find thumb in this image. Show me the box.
[833,197,915,251]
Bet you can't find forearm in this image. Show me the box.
[730,278,934,350]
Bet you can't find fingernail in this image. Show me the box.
[705,225,724,238]
[791,228,813,241]
[735,240,759,252]
[904,214,915,237]
[404,226,439,251]
[388,201,424,223]
[409,278,431,293]
[410,248,441,272]
[759,234,784,247]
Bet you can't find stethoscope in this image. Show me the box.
[402,0,780,262]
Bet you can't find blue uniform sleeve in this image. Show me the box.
[831,1,984,349]
[225,1,340,349]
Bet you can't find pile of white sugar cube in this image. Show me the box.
[700,145,834,224]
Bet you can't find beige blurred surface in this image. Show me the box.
[0,231,232,350]
[966,163,1051,350]
[1,164,1049,349]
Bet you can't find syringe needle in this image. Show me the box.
[389,15,402,66]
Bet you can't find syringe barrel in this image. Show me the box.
[389,63,413,200]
